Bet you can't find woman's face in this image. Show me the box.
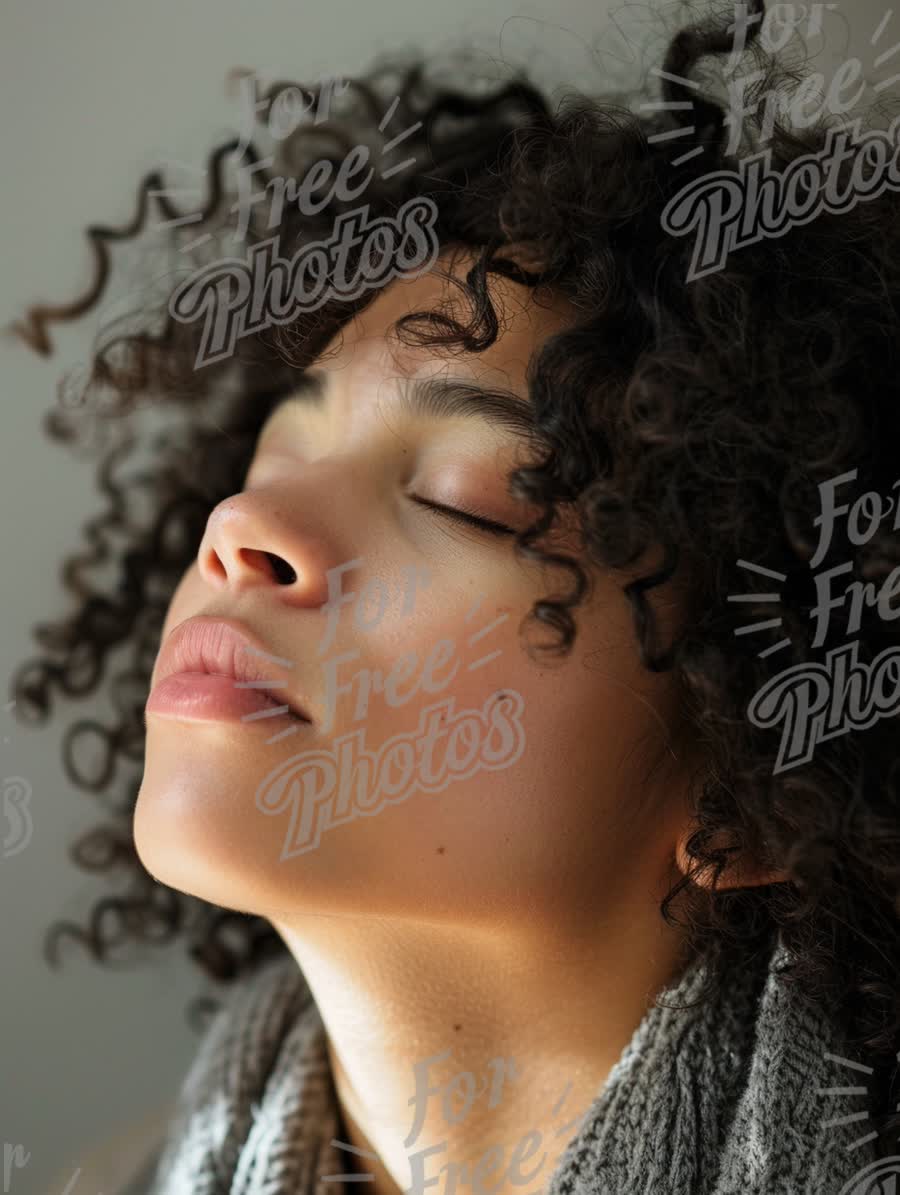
[135,249,697,936]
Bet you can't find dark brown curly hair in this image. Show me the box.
[8,0,900,1143]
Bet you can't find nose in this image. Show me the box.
[197,489,337,608]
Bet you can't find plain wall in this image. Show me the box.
[0,1,893,1192]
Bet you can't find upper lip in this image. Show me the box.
[150,615,312,722]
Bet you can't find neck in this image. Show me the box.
[270,880,694,1195]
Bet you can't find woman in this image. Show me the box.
[9,1,900,1191]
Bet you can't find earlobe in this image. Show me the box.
[674,829,791,891]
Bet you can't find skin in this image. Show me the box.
[135,245,787,1195]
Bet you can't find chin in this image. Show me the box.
[133,754,251,908]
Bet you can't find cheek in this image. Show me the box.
[134,719,360,915]
[135,560,685,924]
[317,622,679,927]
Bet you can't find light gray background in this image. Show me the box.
[0,1,893,1192]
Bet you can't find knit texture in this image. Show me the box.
[141,934,889,1195]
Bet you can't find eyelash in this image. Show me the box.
[410,496,516,538]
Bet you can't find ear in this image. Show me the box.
[673,826,790,890]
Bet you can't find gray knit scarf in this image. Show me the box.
[136,933,894,1195]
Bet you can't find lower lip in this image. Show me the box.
[145,673,310,726]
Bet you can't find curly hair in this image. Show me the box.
[8,0,900,1141]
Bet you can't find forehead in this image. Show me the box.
[317,248,579,392]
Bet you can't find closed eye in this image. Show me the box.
[409,495,516,537]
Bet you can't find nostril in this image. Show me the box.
[266,553,298,585]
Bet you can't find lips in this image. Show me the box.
[149,616,312,723]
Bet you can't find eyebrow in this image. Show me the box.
[285,367,539,440]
